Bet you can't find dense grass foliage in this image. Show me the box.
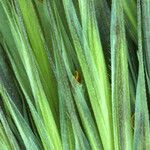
[0,0,150,149]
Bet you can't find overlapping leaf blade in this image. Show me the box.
[0,0,150,149]
[111,0,133,149]
[133,1,150,149]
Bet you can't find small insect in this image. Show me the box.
[131,113,135,129]
[74,71,81,83]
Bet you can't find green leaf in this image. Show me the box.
[0,108,20,150]
[111,0,132,149]
[133,1,150,149]
[0,85,40,150]
[140,0,150,96]
[61,0,113,149]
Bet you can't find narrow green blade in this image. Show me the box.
[133,1,150,149]
[111,0,132,149]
